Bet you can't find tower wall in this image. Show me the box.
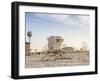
[25,42,32,56]
[47,36,64,51]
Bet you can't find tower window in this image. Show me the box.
[56,39,60,43]
[50,47,53,50]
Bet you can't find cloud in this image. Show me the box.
[48,14,90,30]
[33,13,90,30]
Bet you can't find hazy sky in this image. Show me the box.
[25,12,90,52]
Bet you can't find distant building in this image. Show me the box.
[25,42,32,56]
[62,47,74,52]
[47,36,64,51]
